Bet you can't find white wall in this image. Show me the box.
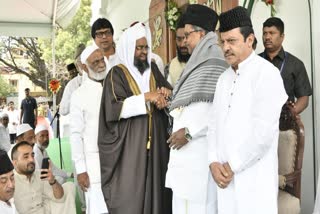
[91,0,152,42]
[311,0,320,211]
[241,0,316,213]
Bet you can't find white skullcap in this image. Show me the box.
[80,45,100,64]
[0,112,9,119]
[35,124,48,135]
[16,124,33,136]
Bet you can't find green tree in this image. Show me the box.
[0,0,92,89]
[0,75,13,98]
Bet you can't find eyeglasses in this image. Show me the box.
[184,30,200,39]
[95,30,112,38]
[135,45,149,51]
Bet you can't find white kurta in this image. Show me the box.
[207,52,287,214]
[70,78,108,214]
[166,102,216,209]
[0,199,18,214]
[59,75,83,116]
[0,124,11,152]
[33,143,71,184]
[6,109,20,134]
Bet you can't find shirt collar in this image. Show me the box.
[236,50,256,74]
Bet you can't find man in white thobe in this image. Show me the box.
[70,45,109,214]
[6,101,20,144]
[208,7,287,214]
[33,125,72,184]
[0,150,18,214]
[166,4,228,214]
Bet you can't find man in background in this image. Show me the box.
[6,101,20,144]
[92,18,119,70]
[259,17,312,114]
[20,88,37,129]
[164,14,191,87]
[33,125,73,184]
[0,113,11,152]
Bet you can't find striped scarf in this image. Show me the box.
[169,32,228,111]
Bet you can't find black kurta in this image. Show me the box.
[98,62,172,214]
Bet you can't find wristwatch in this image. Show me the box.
[184,127,192,141]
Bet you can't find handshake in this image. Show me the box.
[145,87,172,110]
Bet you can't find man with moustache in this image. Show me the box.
[208,7,287,214]
[0,150,17,214]
[165,4,227,214]
[164,14,191,87]
[70,45,109,214]
[92,18,119,71]
[98,22,172,214]
[33,125,72,184]
[12,141,76,214]
[259,17,312,114]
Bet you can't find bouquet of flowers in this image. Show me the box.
[165,0,181,31]
[49,79,61,94]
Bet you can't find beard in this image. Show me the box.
[25,162,35,175]
[88,67,107,81]
[39,140,49,150]
[176,46,191,63]
[134,57,150,74]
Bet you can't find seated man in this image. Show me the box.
[8,123,35,160]
[15,124,35,146]
[0,150,17,214]
[33,125,73,184]
[12,141,76,214]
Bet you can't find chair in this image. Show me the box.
[278,104,305,214]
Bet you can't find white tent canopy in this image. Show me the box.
[0,0,80,38]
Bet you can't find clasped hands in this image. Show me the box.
[210,162,234,189]
[145,87,171,110]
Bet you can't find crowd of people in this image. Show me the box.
[0,4,312,214]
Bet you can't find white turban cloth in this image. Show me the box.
[117,22,152,93]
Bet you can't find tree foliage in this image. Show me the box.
[0,0,92,90]
[0,75,14,98]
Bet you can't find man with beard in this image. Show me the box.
[92,18,119,71]
[165,4,228,214]
[164,14,191,87]
[12,141,76,214]
[259,17,312,114]
[69,45,109,214]
[98,22,172,214]
[0,150,17,214]
[33,125,72,184]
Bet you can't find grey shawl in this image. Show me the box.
[169,32,228,111]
